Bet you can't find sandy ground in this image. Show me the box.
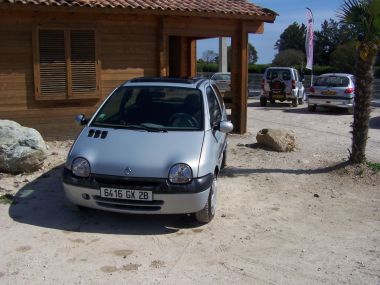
[0,99,380,285]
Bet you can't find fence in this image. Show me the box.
[197,72,380,99]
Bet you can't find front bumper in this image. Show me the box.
[62,169,212,214]
[308,95,354,108]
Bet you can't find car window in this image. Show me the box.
[266,69,291,81]
[206,86,222,127]
[212,74,231,81]
[91,86,204,131]
[314,76,350,87]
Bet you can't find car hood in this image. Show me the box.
[67,127,205,178]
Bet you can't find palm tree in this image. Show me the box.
[338,0,380,163]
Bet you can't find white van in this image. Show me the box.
[260,67,305,107]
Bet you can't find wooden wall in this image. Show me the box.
[0,8,263,138]
[0,11,158,140]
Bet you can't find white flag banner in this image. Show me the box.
[305,8,314,70]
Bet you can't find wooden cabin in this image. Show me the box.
[0,0,276,139]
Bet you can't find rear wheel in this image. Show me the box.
[269,99,276,104]
[308,104,316,112]
[195,175,217,224]
[298,92,305,105]
[260,97,267,107]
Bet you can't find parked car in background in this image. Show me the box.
[211,72,231,93]
[63,77,233,224]
[260,67,305,107]
[308,73,355,114]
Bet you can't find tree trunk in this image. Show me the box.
[350,49,377,164]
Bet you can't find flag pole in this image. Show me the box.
[305,7,314,87]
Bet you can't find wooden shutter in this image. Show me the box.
[38,29,67,98]
[70,30,97,97]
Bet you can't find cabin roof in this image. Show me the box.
[0,0,277,21]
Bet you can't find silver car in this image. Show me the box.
[211,72,231,93]
[308,73,355,114]
[63,77,233,223]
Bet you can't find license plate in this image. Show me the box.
[100,187,153,201]
[321,90,336,95]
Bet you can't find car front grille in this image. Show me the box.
[93,195,164,212]
[94,176,167,192]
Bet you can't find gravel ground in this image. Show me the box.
[0,99,379,284]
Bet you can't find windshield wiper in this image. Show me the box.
[125,124,168,133]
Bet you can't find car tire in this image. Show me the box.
[292,98,298,107]
[260,97,267,107]
[195,175,217,224]
[308,104,316,112]
[298,92,305,105]
[347,107,354,115]
[269,99,275,104]
[221,148,227,169]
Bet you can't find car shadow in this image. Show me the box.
[283,106,351,116]
[247,101,293,108]
[220,161,349,177]
[369,116,380,129]
[8,165,203,235]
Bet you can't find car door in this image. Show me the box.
[206,85,225,168]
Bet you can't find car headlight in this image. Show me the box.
[169,163,192,184]
[71,157,91,178]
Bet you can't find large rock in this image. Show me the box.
[0,120,47,173]
[256,128,296,152]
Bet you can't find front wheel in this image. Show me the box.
[260,97,267,107]
[292,98,298,107]
[308,104,316,112]
[221,148,227,169]
[195,175,217,224]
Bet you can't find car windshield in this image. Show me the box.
[91,86,204,131]
[212,74,230,81]
[314,76,350,87]
[266,69,291,81]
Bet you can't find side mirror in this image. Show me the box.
[75,114,88,126]
[218,121,233,133]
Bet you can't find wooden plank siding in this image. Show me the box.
[0,12,159,139]
[0,7,265,138]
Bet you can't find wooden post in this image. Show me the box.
[231,22,248,134]
[189,39,197,77]
[158,17,169,76]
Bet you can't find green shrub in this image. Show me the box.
[248,64,271,74]
[197,62,218,73]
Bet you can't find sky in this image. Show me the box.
[197,0,342,64]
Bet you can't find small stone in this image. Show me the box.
[314,194,320,198]
[51,152,59,155]
[221,213,226,218]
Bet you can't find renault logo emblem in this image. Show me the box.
[124,167,132,176]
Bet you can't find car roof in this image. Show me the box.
[122,77,208,89]
[319,73,354,77]
[212,72,231,75]
[266,67,295,70]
